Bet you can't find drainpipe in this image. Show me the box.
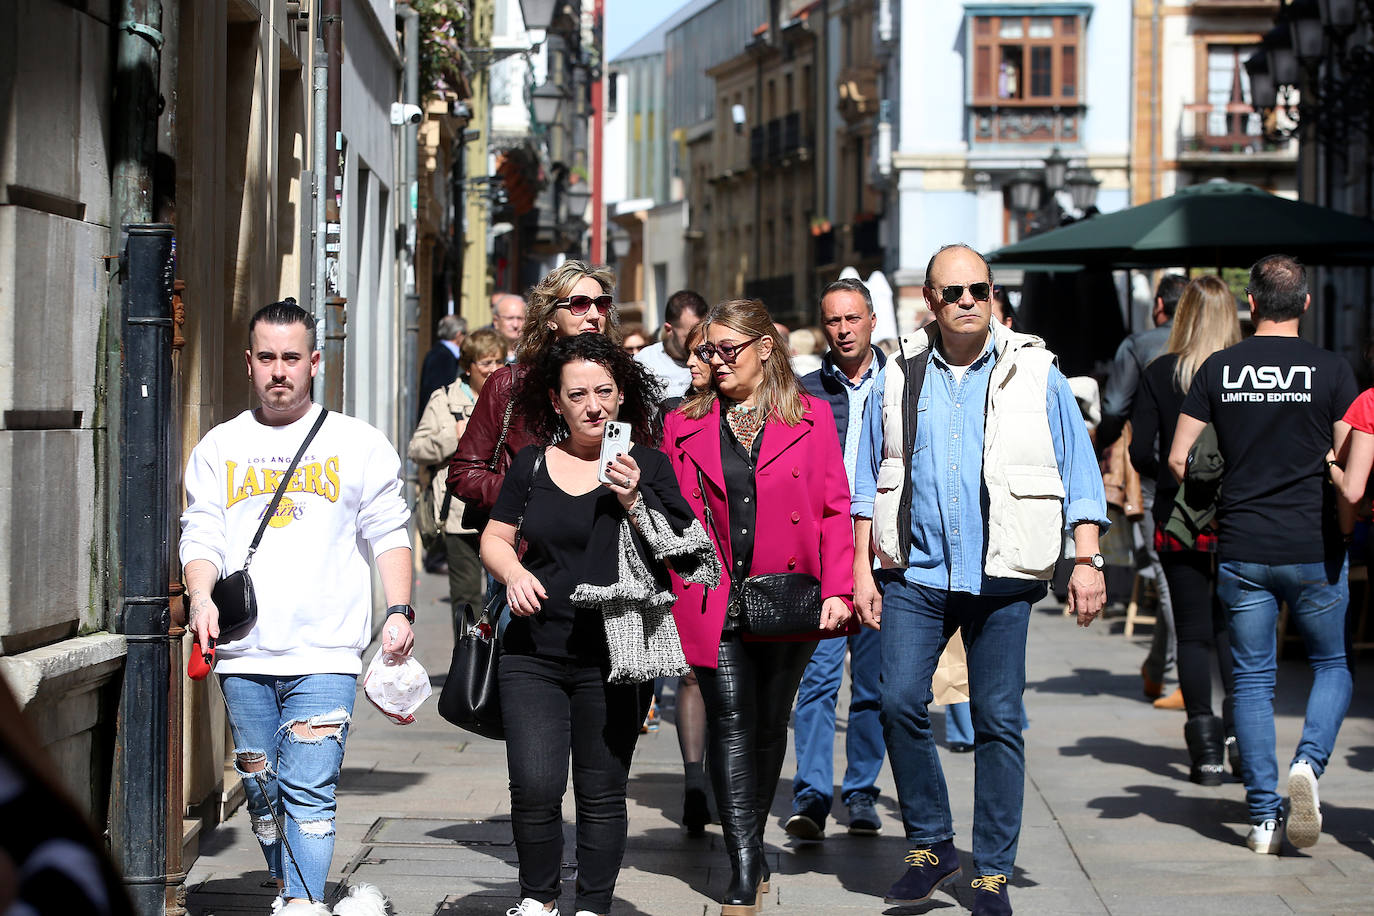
[323,0,346,411]
[399,5,421,439]
[115,225,175,916]
[311,1,329,402]
[591,0,605,262]
[107,3,169,913]
[1149,0,1159,201]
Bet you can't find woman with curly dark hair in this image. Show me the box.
[448,261,622,530]
[481,334,718,916]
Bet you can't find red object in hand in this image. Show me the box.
[187,639,215,680]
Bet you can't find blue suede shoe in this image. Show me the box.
[883,839,960,904]
[971,873,1012,916]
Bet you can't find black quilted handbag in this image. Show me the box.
[735,572,822,637]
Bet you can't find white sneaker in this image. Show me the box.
[1285,760,1322,848]
[1246,818,1282,855]
[574,911,602,916]
[506,900,558,916]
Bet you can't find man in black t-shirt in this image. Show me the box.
[1170,254,1356,858]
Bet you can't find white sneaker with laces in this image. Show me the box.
[1285,760,1322,848]
[1246,818,1282,855]
[506,900,557,916]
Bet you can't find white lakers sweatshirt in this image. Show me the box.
[179,403,411,675]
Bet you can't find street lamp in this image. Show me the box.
[1066,171,1102,213]
[609,226,632,259]
[1265,24,1299,88]
[518,0,561,31]
[564,180,592,217]
[1317,0,1360,35]
[1007,170,1043,214]
[1243,50,1278,111]
[531,80,567,126]
[1043,147,1069,194]
[1287,0,1325,69]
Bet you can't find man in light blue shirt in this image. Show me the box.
[785,278,888,842]
[851,244,1109,916]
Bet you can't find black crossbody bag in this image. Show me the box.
[695,468,822,636]
[211,409,329,642]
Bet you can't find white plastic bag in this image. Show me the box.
[363,641,432,725]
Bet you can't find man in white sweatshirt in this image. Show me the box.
[181,299,413,913]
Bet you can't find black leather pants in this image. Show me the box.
[694,634,818,856]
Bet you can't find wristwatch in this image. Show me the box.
[1075,553,1106,570]
[386,604,415,624]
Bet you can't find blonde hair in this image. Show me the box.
[515,260,618,363]
[1164,274,1241,392]
[681,298,807,425]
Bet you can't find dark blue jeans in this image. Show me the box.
[878,574,1039,877]
[1216,559,1352,823]
[791,626,886,810]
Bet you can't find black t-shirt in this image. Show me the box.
[490,445,618,663]
[1180,335,1357,564]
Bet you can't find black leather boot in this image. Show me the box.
[721,843,763,915]
[1184,714,1226,786]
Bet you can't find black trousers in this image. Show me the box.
[1160,551,1236,728]
[694,634,817,854]
[500,653,653,913]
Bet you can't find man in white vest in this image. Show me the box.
[850,244,1108,916]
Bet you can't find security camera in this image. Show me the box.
[390,102,423,126]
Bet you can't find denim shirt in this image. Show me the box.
[852,336,1109,596]
[819,355,884,492]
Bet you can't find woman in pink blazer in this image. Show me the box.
[662,298,854,916]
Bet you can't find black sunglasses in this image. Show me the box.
[694,337,761,364]
[556,294,615,316]
[935,282,992,304]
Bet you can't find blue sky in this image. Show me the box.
[604,0,698,60]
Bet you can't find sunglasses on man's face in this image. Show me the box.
[556,294,615,316]
[935,282,992,304]
[694,337,761,365]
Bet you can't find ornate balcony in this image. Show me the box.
[969,105,1084,145]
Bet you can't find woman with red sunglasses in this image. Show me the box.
[448,261,623,525]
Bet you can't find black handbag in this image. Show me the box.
[459,396,516,532]
[437,591,506,739]
[437,452,541,739]
[695,469,823,637]
[210,409,329,642]
[735,572,823,637]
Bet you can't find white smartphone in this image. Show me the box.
[597,421,632,485]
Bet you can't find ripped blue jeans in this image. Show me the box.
[219,673,356,902]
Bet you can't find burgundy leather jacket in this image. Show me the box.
[446,364,538,511]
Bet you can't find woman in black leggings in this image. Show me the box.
[1130,274,1241,784]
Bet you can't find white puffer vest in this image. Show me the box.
[871,321,1064,580]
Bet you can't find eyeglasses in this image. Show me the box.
[934,282,992,304]
[694,337,761,364]
[556,294,615,316]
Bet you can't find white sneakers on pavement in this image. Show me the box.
[507,900,557,916]
[1245,818,1282,855]
[1285,760,1322,849]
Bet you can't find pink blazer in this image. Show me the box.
[662,394,856,668]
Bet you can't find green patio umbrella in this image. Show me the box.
[987,180,1374,269]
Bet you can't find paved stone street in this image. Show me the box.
[186,568,1374,916]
